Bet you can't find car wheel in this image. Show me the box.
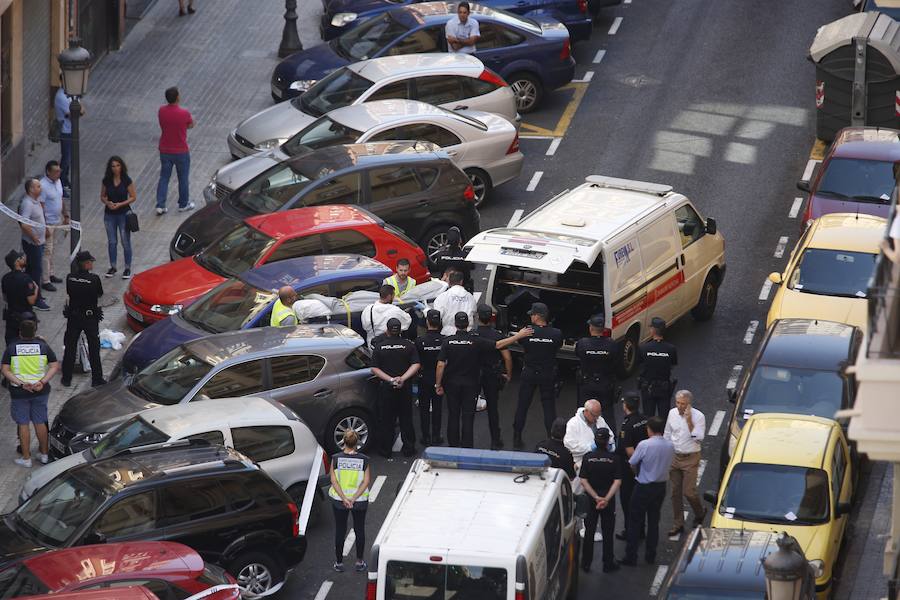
[617,325,640,378]
[230,551,283,596]
[326,409,372,455]
[422,225,453,268]
[691,272,720,321]
[509,72,543,113]
[464,168,493,207]
[287,482,320,523]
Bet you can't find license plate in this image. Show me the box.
[50,436,65,453]
[126,306,144,323]
[271,84,283,99]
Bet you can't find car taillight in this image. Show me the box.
[515,590,527,600]
[560,39,571,61]
[463,184,476,202]
[577,0,587,13]
[288,502,300,537]
[478,68,508,87]
[366,578,377,600]
[507,132,520,155]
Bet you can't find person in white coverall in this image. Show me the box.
[361,285,412,347]
[565,399,614,471]
[431,271,476,336]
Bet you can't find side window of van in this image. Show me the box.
[560,478,574,524]
[543,501,562,575]
[674,204,705,248]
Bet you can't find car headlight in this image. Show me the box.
[254,138,287,150]
[289,80,317,92]
[150,304,183,315]
[79,432,105,446]
[808,559,825,579]
[331,12,357,26]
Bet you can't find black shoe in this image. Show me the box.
[615,530,627,541]
[122,268,131,279]
[91,379,107,387]
[618,557,637,567]
[513,432,524,450]
[433,436,444,445]
[41,282,57,292]
[603,563,620,573]
[580,564,591,573]
[645,555,656,565]
[693,509,707,527]
[60,379,71,387]
[105,267,116,278]
[187,5,195,13]
[50,275,63,283]
[491,439,505,450]
[667,526,684,537]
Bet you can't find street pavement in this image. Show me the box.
[0,0,890,599]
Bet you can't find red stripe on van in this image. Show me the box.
[611,270,685,328]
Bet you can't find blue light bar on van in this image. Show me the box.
[422,448,550,474]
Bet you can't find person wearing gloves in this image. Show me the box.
[432,271,476,335]
[564,399,614,471]
[361,285,412,347]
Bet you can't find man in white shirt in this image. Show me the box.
[663,389,706,536]
[445,1,480,54]
[432,271,476,335]
[38,160,68,292]
[564,399,613,471]
[362,285,412,347]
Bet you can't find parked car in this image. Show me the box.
[797,127,900,228]
[1,444,309,597]
[0,542,239,600]
[174,142,479,262]
[767,213,885,332]
[258,99,522,205]
[126,205,428,329]
[862,0,900,19]
[18,588,160,600]
[272,2,575,113]
[240,53,517,158]
[36,397,324,508]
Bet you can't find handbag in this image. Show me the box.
[125,210,140,233]
[48,119,61,143]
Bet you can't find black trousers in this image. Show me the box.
[514,374,556,437]
[618,471,642,535]
[480,372,503,445]
[582,501,616,569]
[445,381,479,448]
[625,481,666,562]
[579,381,616,432]
[4,318,21,346]
[377,383,415,456]
[332,503,366,562]
[417,378,442,442]
[62,315,103,384]
[640,381,672,421]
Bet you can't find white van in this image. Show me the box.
[367,448,579,600]
[466,175,726,373]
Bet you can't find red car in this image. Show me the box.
[124,205,430,330]
[19,588,160,600]
[1,542,239,599]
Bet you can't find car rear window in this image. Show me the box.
[740,366,844,422]
[385,561,507,600]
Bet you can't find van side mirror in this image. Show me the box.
[705,218,717,235]
[768,272,783,285]
[836,501,852,516]
[82,531,107,545]
[703,490,718,505]
[797,180,811,193]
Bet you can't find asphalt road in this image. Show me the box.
[277,1,858,598]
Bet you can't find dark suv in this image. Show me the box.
[0,445,305,597]
[171,141,479,262]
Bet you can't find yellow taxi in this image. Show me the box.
[706,413,853,598]
[767,212,885,332]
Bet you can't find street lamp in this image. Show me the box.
[278,0,303,58]
[763,533,815,600]
[57,39,92,268]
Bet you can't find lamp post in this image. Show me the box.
[57,40,92,269]
[763,533,815,600]
[278,0,303,58]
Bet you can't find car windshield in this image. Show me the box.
[16,472,108,546]
[719,463,829,525]
[0,564,50,597]
[129,346,214,405]
[182,279,276,333]
[294,68,374,118]
[788,248,876,298]
[229,164,313,214]
[816,157,896,204]
[195,222,276,277]
[91,416,169,459]
[385,561,507,600]
[740,366,845,422]
[282,116,362,157]
[335,12,409,61]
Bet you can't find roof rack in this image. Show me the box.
[584,175,673,196]
[422,448,550,474]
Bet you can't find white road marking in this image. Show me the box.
[649,565,669,596]
[508,209,524,227]
[708,410,726,436]
[789,197,803,218]
[314,581,333,600]
[474,291,482,303]
[608,17,623,34]
[343,531,357,557]
[725,364,743,393]
[774,236,789,258]
[593,49,607,63]
[624,0,632,3]
[697,459,707,486]
[518,134,557,140]
[369,474,387,502]
[526,171,543,192]
[758,279,773,301]
[392,435,403,452]
[546,138,562,156]
[801,158,819,182]
[743,320,759,344]
[343,474,388,556]
[572,71,595,83]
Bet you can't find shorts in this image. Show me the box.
[10,395,49,426]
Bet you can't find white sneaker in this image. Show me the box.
[156,207,167,215]
[579,526,585,538]
[178,202,196,212]
[14,457,32,468]
[594,531,603,542]
[37,453,49,465]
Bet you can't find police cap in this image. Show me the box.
[75,250,97,264]
[527,302,549,317]
[386,317,402,333]
[454,311,469,329]
[650,317,667,333]
[587,313,605,328]
[4,249,23,269]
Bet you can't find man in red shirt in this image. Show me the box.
[155,86,194,215]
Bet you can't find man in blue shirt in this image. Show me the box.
[446,1,480,54]
[54,82,84,193]
[620,416,674,566]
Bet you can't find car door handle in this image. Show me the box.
[446,149,458,157]
[680,254,685,267]
[453,105,468,111]
[313,388,335,399]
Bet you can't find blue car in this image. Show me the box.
[273,1,575,113]
[121,254,394,375]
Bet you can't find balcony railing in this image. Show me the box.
[866,194,900,359]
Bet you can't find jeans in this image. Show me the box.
[60,133,72,190]
[156,152,191,208]
[332,503,367,562]
[21,240,44,302]
[104,213,132,268]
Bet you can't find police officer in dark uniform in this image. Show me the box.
[415,309,445,445]
[473,304,513,450]
[433,227,473,291]
[371,318,420,458]
[534,417,576,479]
[513,302,562,449]
[2,250,38,346]
[615,391,648,541]
[61,251,105,387]
[637,317,678,420]
[575,314,620,431]
[579,427,623,573]
[435,312,487,448]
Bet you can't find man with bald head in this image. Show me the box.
[564,399,614,471]
[270,286,298,327]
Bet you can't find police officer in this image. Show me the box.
[474,304,513,450]
[637,317,678,420]
[370,318,420,458]
[513,302,562,449]
[579,427,622,573]
[415,309,445,445]
[2,250,38,346]
[270,286,298,327]
[615,391,648,541]
[61,251,104,387]
[575,314,620,431]
[534,417,576,480]
[433,226,473,291]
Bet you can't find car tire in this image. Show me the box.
[230,551,283,596]
[617,325,640,378]
[691,272,719,321]
[421,225,455,268]
[464,168,493,207]
[287,482,320,523]
[567,536,580,599]
[325,408,372,455]
[509,72,543,114]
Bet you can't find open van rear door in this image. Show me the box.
[464,229,582,274]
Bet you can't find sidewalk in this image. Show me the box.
[0,0,322,511]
